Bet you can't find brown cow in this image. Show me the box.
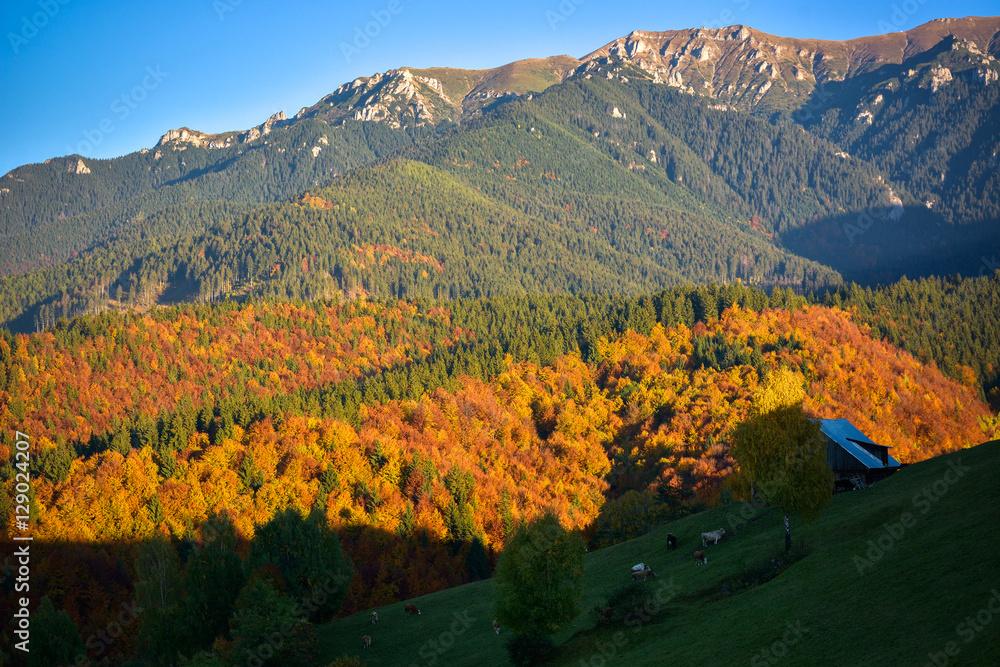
[371,611,379,625]
[694,550,707,565]
[363,635,372,649]
[404,603,421,616]
[632,567,657,582]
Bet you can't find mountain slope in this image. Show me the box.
[2,292,991,632]
[3,76,870,329]
[0,117,424,276]
[3,17,1000,326]
[312,439,1000,666]
[802,34,1000,225]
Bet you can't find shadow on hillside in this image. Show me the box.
[793,38,953,123]
[780,208,1000,286]
[0,523,493,663]
[156,277,201,305]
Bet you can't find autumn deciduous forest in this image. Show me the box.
[0,281,995,661]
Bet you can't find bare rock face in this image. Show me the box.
[156,127,229,148]
[581,24,810,108]
[978,68,999,84]
[328,68,447,128]
[67,157,90,174]
[925,66,953,92]
[261,111,286,134]
[578,17,1000,112]
[159,128,207,147]
[156,110,287,151]
[241,111,287,143]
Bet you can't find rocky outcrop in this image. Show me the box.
[157,128,207,147]
[323,68,449,128]
[294,56,580,128]
[156,127,235,149]
[67,157,90,174]
[925,66,953,92]
[579,26,822,109]
[579,17,1000,112]
[243,111,287,142]
[156,111,287,151]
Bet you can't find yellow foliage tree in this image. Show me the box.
[731,369,833,551]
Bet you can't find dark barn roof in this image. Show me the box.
[817,418,901,472]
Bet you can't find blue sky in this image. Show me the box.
[1,0,996,175]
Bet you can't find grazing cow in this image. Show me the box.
[602,607,613,623]
[404,603,421,616]
[631,563,647,572]
[701,529,726,546]
[492,619,501,635]
[694,550,707,565]
[632,566,657,582]
[371,611,379,625]
[363,635,372,649]
[667,533,677,550]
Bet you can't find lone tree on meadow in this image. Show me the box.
[731,369,833,551]
[494,512,584,659]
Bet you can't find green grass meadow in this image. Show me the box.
[316,440,1000,666]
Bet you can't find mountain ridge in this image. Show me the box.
[580,15,1000,111]
[4,15,990,169]
[2,15,999,327]
[144,16,999,149]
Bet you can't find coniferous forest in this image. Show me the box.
[2,13,1000,666]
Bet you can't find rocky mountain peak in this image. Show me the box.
[580,17,1000,110]
[156,127,212,147]
[155,111,288,151]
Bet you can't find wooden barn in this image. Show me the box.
[817,418,901,490]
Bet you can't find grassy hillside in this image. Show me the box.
[315,439,1000,665]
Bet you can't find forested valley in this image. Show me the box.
[2,25,1000,664]
[1,279,998,661]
